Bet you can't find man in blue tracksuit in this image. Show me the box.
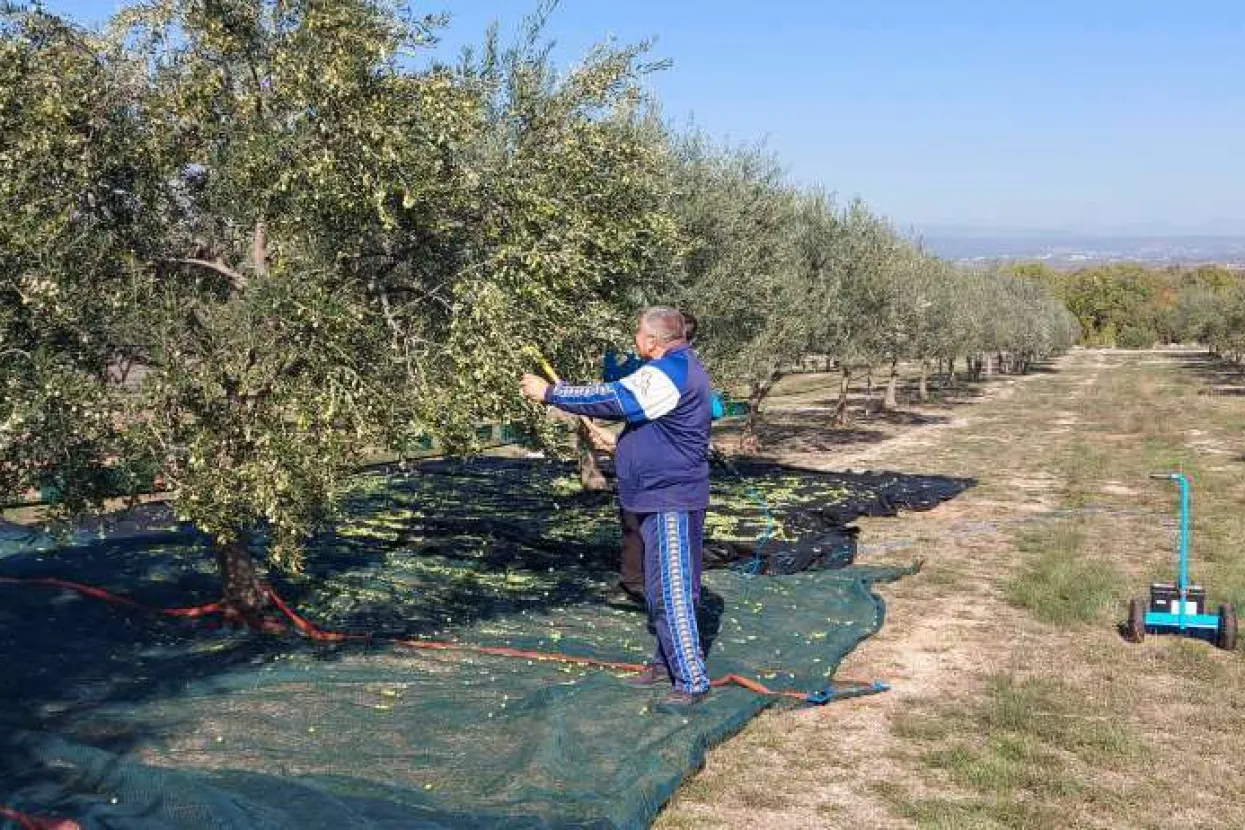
[520,307,712,707]
[599,312,723,604]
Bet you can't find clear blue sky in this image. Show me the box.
[38,0,1245,234]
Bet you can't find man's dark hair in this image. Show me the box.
[682,311,698,344]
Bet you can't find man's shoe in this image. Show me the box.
[628,664,669,686]
[655,689,710,711]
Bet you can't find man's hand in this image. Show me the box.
[579,420,617,454]
[520,373,551,402]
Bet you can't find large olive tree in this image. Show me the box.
[1,1,677,617]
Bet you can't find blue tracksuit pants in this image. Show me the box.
[640,510,709,694]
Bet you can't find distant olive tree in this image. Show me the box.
[666,137,807,448]
[811,201,904,426]
[1173,283,1245,362]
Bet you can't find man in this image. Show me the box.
[520,307,713,707]
[599,312,715,605]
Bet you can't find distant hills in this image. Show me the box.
[915,231,1245,268]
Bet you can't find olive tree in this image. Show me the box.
[442,14,679,482]
[0,9,158,516]
[666,137,808,448]
[812,201,904,425]
[1172,283,1245,362]
[1,1,678,617]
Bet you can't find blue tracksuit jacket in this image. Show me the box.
[545,344,711,513]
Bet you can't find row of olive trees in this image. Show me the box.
[665,140,1078,443]
[0,2,1076,615]
[1171,282,1245,362]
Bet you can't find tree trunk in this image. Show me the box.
[217,538,268,618]
[740,400,762,453]
[862,367,874,418]
[251,218,268,277]
[947,356,957,388]
[832,366,851,426]
[740,371,782,452]
[883,356,899,409]
[918,361,929,402]
[576,428,609,491]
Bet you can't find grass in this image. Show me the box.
[882,672,1148,830]
[658,349,1245,829]
[1006,520,1125,626]
[896,673,1143,784]
[1057,438,1114,508]
[889,796,1063,830]
[877,351,1240,828]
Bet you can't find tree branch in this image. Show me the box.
[369,276,422,384]
[251,219,268,276]
[167,258,249,292]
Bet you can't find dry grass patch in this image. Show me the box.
[884,673,1149,829]
[659,351,1245,829]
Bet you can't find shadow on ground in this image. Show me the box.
[1178,351,1245,397]
[713,361,1058,456]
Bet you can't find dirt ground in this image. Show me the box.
[657,348,1245,830]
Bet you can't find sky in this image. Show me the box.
[36,0,1245,236]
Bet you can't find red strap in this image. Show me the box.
[0,577,812,699]
[0,805,81,830]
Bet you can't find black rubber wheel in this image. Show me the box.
[1217,603,1237,651]
[1127,597,1146,643]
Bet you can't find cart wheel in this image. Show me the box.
[1216,603,1237,651]
[1126,597,1146,643]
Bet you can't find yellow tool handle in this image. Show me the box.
[537,356,561,384]
[527,349,612,447]
[521,345,561,384]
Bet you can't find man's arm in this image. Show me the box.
[521,363,682,424]
[549,364,681,423]
[519,374,619,451]
[542,380,629,421]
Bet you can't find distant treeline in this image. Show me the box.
[1009,263,1245,357]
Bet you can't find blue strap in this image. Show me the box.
[805,681,890,705]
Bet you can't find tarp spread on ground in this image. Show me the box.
[0,458,971,830]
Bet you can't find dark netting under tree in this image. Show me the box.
[0,458,971,830]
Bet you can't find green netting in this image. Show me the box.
[0,459,971,829]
